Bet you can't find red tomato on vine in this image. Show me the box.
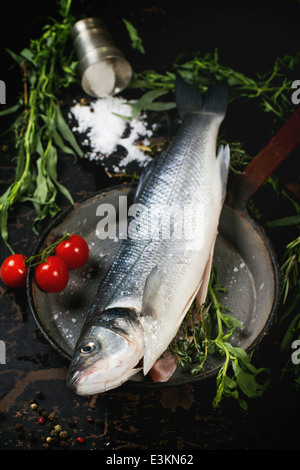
[55,234,89,269]
[35,256,69,293]
[0,254,28,288]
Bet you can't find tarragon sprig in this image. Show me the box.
[0,0,82,253]
[207,279,270,411]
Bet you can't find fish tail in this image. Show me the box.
[202,81,228,119]
[175,77,228,121]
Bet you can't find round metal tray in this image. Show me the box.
[27,183,278,387]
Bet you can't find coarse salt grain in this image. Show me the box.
[69,96,155,173]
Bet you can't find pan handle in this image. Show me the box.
[228,106,300,210]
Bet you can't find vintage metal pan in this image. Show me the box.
[27,106,300,387]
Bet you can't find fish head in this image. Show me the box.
[67,308,144,395]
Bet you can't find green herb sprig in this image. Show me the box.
[207,279,271,411]
[169,267,270,410]
[0,0,82,254]
[277,235,300,388]
[262,178,300,387]
[281,236,300,306]
[128,49,300,121]
[168,302,212,375]
[122,19,146,55]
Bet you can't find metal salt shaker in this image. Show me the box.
[71,18,133,98]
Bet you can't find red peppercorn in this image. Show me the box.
[38,417,45,424]
[76,437,85,444]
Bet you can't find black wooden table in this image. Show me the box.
[1,0,300,452]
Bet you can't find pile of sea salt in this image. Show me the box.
[68,95,155,174]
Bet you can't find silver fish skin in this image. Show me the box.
[67,78,230,396]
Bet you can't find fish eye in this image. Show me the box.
[80,341,97,355]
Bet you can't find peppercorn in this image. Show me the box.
[50,429,58,437]
[60,439,68,448]
[46,436,52,444]
[76,437,85,444]
[54,424,62,433]
[41,410,49,419]
[38,417,45,425]
[30,403,38,411]
[48,412,58,425]
[59,430,68,440]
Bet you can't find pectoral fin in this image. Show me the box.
[217,144,230,204]
[140,266,165,374]
[196,235,217,307]
[142,265,163,316]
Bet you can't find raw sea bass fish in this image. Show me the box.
[67,78,230,396]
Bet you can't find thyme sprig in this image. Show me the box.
[281,236,300,306]
[262,180,300,387]
[168,302,211,374]
[277,235,300,388]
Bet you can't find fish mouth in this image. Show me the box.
[66,368,84,393]
[67,363,142,395]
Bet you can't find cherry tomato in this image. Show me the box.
[0,254,28,288]
[55,234,89,269]
[35,256,69,293]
